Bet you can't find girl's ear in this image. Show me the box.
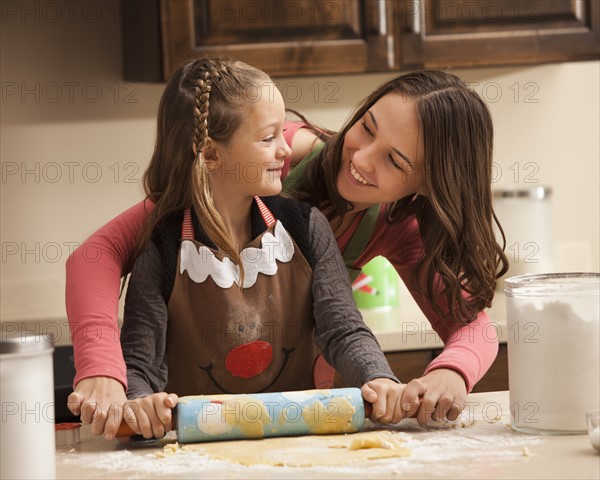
[192,138,220,170]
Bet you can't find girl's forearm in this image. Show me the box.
[66,200,153,388]
[423,311,498,392]
[66,253,127,387]
[121,242,169,400]
[309,208,398,386]
[396,264,498,392]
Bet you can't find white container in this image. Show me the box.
[493,186,553,290]
[1,334,56,479]
[505,273,600,434]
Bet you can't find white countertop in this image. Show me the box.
[55,390,599,479]
[362,285,507,352]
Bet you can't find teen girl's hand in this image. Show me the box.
[123,392,178,439]
[361,378,405,424]
[67,376,127,440]
[399,368,467,425]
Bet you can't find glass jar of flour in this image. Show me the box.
[505,273,600,434]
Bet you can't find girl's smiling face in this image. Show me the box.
[209,84,291,200]
[337,93,425,210]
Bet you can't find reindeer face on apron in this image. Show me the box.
[164,197,332,396]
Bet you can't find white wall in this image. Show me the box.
[1,2,598,322]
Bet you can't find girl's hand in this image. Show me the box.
[123,392,178,439]
[67,376,127,440]
[399,368,467,425]
[360,378,405,424]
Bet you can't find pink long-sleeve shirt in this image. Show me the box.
[66,122,498,392]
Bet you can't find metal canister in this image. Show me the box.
[493,186,553,289]
[1,334,56,479]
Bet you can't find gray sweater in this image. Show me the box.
[122,206,398,399]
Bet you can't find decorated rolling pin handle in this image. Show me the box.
[117,388,370,443]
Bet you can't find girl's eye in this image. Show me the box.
[262,135,275,143]
[361,120,373,137]
[388,154,404,172]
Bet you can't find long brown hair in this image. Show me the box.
[135,57,272,280]
[291,71,509,323]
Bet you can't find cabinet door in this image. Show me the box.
[334,349,432,388]
[123,0,400,81]
[401,0,600,67]
[470,343,509,393]
[384,349,434,382]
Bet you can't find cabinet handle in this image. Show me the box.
[410,0,421,35]
[377,0,396,68]
[378,0,388,35]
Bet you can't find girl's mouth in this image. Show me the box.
[266,162,284,176]
[349,161,374,187]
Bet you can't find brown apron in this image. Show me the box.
[165,197,332,396]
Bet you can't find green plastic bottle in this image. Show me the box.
[352,256,400,310]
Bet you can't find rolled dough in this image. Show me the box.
[170,431,411,467]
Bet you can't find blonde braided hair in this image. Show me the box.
[192,70,211,157]
[192,59,229,157]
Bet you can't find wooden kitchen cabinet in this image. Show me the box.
[400,0,600,68]
[122,0,599,82]
[335,345,508,392]
[470,343,509,393]
[384,349,434,382]
[122,0,399,81]
[382,345,508,392]
[334,349,433,388]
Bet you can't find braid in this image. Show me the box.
[193,70,212,157]
[208,58,230,79]
[192,60,231,157]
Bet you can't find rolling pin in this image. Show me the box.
[116,387,371,443]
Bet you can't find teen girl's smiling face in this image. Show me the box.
[209,84,291,200]
[338,93,425,210]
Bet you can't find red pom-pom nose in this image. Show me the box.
[225,341,273,378]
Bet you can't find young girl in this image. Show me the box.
[67,68,507,437]
[78,57,403,439]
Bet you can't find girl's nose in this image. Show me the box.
[352,146,376,173]
[279,139,292,159]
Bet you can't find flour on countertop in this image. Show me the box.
[58,410,544,479]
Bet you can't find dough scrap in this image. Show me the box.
[154,443,179,458]
[348,435,392,450]
[451,419,477,429]
[180,431,411,467]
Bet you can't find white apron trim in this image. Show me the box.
[179,220,295,288]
